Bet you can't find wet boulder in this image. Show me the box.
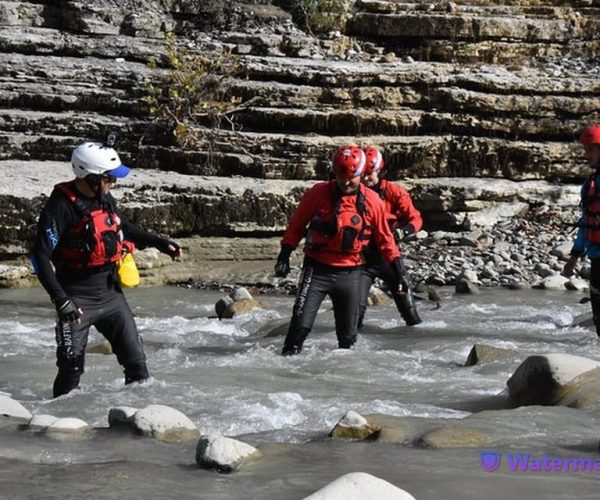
[215,287,266,319]
[46,417,89,434]
[28,414,59,430]
[565,278,588,291]
[455,277,480,295]
[570,312,594,329]
[108,406,138,427]
[507,353,600,406]
[303,472,416,500]
[222,299,266,318]
[370,415,442,445]
[195,434,261,473]
[555,367,600,409]
[215,295,235,319]
[0,394,31,420]
[367,286,390,306]
[464,344,517,366]
[86,340,113,355]
[538,274,570,290]
[132,404,200,442]
[329,411,381,440]
[256,317,290,338]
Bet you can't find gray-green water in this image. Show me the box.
[1,286,600,499]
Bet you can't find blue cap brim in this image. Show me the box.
[107,164,131,178]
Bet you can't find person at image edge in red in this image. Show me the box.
[358,146,423,327]
[274,145,410,356]
[563,124,600,336]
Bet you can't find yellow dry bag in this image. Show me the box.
[117,252,140,288]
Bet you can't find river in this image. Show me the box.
[1,285,599,499]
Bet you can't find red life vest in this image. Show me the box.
[305,184,372,255]
[583,176,600,244]
[54,182,127,268]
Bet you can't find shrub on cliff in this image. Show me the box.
[144,33,245,148]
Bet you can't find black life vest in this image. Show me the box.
[305,184,373,254]
[54,182,125,268]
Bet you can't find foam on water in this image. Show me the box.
[2,286,600,444]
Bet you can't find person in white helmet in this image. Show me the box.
[31,141,182,397]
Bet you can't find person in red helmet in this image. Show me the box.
[563,124,600,336]
[274,145,409,355]
[358,146,423,327]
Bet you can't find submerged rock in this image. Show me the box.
[417,425,490,448]
[303,472,415,500]
[256,317,290,338]
[195,434,261,473]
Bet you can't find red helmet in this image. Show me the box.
[580,124,600,146]
[332,145,366,179]
[363,146,384,175]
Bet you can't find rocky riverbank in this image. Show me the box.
[0,0,598,289]
[0,159,587,292]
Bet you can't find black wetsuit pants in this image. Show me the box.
[590,258,600,337]
[358,253,421,327]
[53,270,148,397]
[282,258,362,355]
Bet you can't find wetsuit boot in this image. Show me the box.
[53,351,84,398]
[394,286,422,326]
[124,362,150,385]
[53,368,83,398]
[337,335,357,349]
[282,327,310,356]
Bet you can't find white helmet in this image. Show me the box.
[71,142,130,179]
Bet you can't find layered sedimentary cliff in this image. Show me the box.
[0,0,598,286]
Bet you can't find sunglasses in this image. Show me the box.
[101,175,117,184]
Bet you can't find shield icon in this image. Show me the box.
[480,450,502,472]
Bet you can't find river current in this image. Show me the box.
[1,286,600,499]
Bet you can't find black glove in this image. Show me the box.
[55,298,82,323]
[394,223,417,244]
[157,239,182,261]
[274,245,293,278]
